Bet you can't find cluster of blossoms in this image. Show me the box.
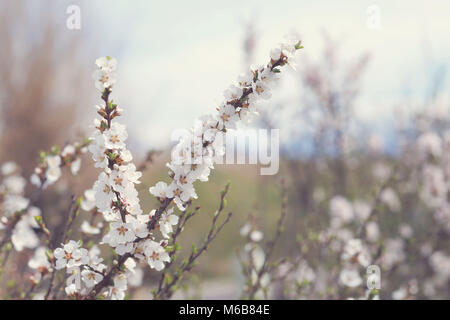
[0,140,87,254]
[49,205,144,299]
[403,113,450,296]
[149,38,302,212]
[50,57,182,299]
[88,57,145,254]
[108,257,144,300]
[0,141,91,300]
[415,129,450,233]
[87,57,176,272]
[276,259,316,299]
[423,251,450,297]
[316,188,418,299]
[53,241,106,297]
[0,162,41,251]
[239,219,270,299]
[30,142,87,188]
[28,246,53,285]
[338,239,371,288]
[321,190,409,295]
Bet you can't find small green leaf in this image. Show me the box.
[51,145,60,155]
[39,151,47,164]
[165,273,173,285]
[108,152,117,160]
[295,41,304,50]
[45,250,53,261]
[6,280,15,289]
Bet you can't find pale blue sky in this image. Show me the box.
[77,0,450,151]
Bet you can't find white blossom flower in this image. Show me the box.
[2,195,28,216]
[61,145,75,157]
[365,221,380,242]
[109,287,125,300]
[93,172,117,212]
[95,56,117,72]
[81,189,96,211]
[11,220,38,251]
[46,155,61,168]
[87,245,106,269]
[157,208,179,239]
[339,268,362,287]
[341,238,371,267]
[113,272,128,292]
[103,122,128,150]
[167,181,197,211]
[252,80,272,100]
[120,164,142,185]
[28,246,51,272]
[399,224,413,239]
[270,47,282,61]
[382,238,405,269]
[127,215,149,239]
[240,223,251,237]
[92,57,117,91]
[45,166,62,184]
[106,222,136,244]
[66,266,82,294]
[124,257,137,273]
[53,241,89,270]
[65,283,78,297]
[417,132,442,158]
[224,84,243,101]
[88,137,108,169]
[30,173,41,187]
[29,272,42,285]
[3,175,26,194]
[250,230,263,242]
[81,269,104,288]
[144,240,170,271]
[329,196,354,228]
[80,221,101,235]
[353,200,371,222]
[392,287,408,300]
[70,158,82,175]
[237,71,254,87]
[380,188,401,212]
[421,165,447,208]
[217,104,239,130]
[1,161,18,176]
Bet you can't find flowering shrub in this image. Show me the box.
[1,32,448,301]
[0,38,303,300]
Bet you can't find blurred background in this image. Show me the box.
[0,0,449,299]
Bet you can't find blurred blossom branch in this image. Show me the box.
[238,179,289,299]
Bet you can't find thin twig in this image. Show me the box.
[154,184,232,300]
[247,179,288,299]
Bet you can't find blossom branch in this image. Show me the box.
[153,183,232,300]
